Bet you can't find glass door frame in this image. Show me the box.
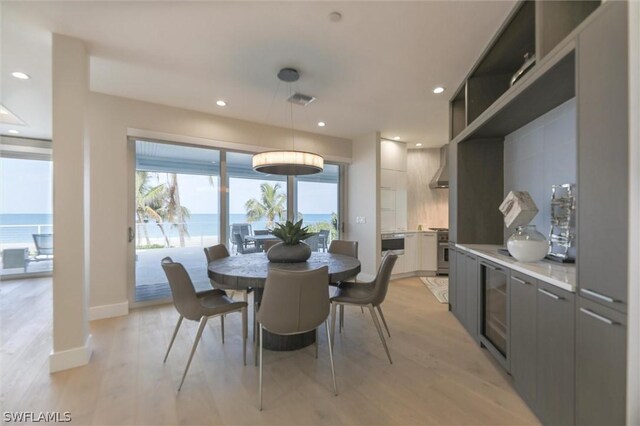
[128,136,347,307]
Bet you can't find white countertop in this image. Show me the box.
[381,230,438,235]
[455,244,576,293]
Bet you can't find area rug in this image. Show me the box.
[420,276,449,304]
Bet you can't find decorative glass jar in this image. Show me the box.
[507,225,548,262]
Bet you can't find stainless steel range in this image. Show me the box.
[429,228,449,275]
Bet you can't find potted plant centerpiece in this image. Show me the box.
[267,220,314,263]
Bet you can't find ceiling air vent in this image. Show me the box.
[287,92,317,106]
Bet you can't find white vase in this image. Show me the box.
[507,225,548,262]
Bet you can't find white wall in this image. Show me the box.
[346,132,380,276]
[86,92,351,310]
[504,98,577,244]
[627,0,639,422]
[407,148,449,230]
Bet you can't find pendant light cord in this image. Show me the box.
[289,83,295,150]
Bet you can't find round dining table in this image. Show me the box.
[207,251,361,351]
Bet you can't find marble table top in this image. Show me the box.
[207,252,361,289]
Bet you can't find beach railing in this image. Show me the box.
[0,224,54,250]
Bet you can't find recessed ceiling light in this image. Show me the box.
[12,72,30,80]
[393,136,400,140]
[216,100,227,107]
[433,87,445,94]
[416,143,423,147]
[329,11,342,22]
[8,129,19,134]
[317,121,326,127]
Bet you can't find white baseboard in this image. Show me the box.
[49,334,93,373]
[89,301,129,321]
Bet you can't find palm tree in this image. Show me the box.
[244,182,286,228]
[159,173,191,247]
[135,171,170,247]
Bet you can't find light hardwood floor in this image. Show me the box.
[0,276,539,425]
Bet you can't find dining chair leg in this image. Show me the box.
[361,307,364,314]
[325,320,338,396]
[368,305,393,364]
[376,305,391,338]
[314,328,319,359]
[339,305,344,333]
[253,301,258,342]
[164,315,183,363]
[179,316,208,391]
[220,315,225,344]
[258,325,264,411]
[242,307,248,366]
[330,302,337,349]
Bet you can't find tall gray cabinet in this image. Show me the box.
[447,1,630,424]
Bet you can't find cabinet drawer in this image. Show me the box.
[576,297,627,426]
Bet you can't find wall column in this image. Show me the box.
[50,34,92,373]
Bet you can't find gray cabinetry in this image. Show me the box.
[509,271,537,408]
[577,0,628,313]
[455,250,467,326]
[464,254,479,340]
[536,281,575,426]
[576,297,627,426]
[449,245,458,314]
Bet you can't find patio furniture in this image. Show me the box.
[330,253,397,364]
[253,229,272,236]
[2,248,29,272]
[304,234,320,252]
[207,251,360,351]
[161,257,248,391]
[230,223,254,251]
[234,233,261,254]
[256,266,337,410]
[32,234,53,260]
[319,229,330,251]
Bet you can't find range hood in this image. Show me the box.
[429,145,449,189]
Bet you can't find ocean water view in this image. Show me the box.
[0,213,334,247]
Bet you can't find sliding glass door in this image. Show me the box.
[0,156,53,277]
[294,163,341,252]
[130,139,345,305]
[227,152,287,255]
[134,140,220,302]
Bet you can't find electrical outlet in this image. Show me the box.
[356,216,366,224]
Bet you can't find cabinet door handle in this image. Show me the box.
[580,288,617,303]
[512,276,530,286]
[538,288,562,300]
[579,308,616,325]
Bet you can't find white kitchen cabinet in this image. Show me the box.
[380,188,395,210]
[404,233,420,272]
[380,210,396,232]
[380,169,395,188]
[395,190,407,230]
[380,140,407,171]
[420,232,438,271]
[390,252,406,274]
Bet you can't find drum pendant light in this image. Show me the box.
[252,68,324,176]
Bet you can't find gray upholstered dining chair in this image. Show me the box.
[205,244,258,341]
[256,267,337,410]
[328,240,360,328]
[161,257,248,391]
[330,253,397,364]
